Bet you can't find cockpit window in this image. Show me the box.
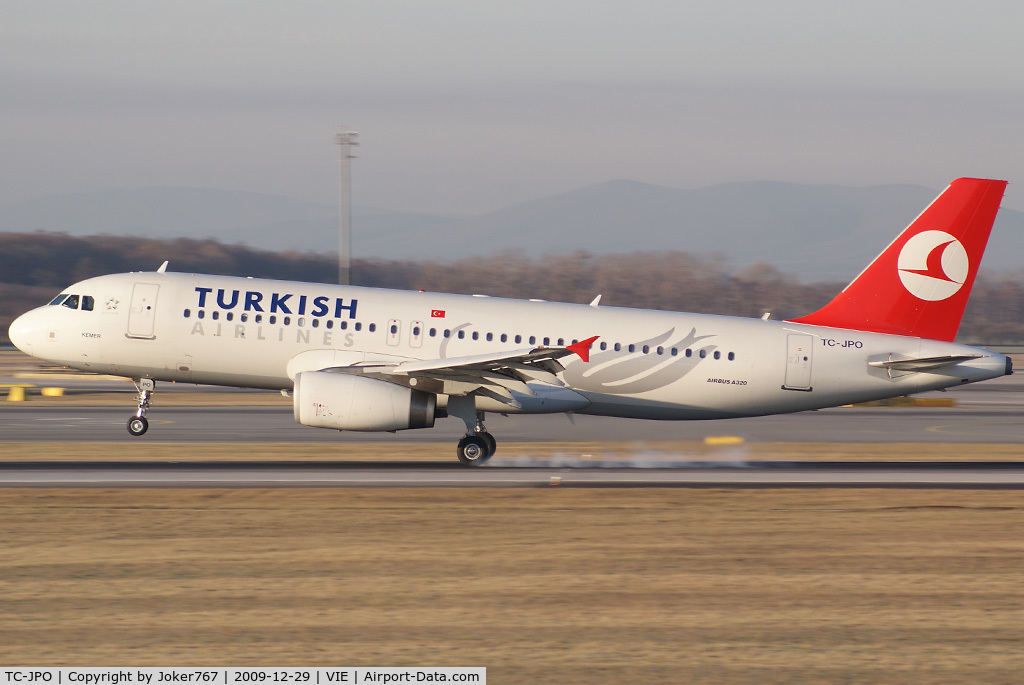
[46,293,93,310]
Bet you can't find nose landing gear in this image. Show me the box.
[127,378,155,436]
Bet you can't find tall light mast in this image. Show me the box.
[335,127,359,285]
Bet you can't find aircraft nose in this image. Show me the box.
[8,311,37,355]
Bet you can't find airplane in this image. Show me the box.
[6,177,1011,465]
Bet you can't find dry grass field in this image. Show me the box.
[5,349,1024,681]
[2,487,1023,683]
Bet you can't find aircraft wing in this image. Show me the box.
[354,336,599,400]
[391,346,575,375]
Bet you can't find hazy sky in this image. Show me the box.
[3,0,1023,213]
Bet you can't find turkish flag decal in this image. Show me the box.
[430,310,446,318]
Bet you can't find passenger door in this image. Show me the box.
[127,283,160,340]
[783,334,813,391]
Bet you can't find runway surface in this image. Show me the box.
[2,460,1024,488]
[3,362,1023,487]
[2,357,1023,444]
[2,401,1024,444]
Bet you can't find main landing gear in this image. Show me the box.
[448,395,496,465]
[127,378,155,436]
[454,407,497,466]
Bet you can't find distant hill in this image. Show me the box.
[3,181,1022,282]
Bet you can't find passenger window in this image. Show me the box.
[184,309,191,318]
[514,334,522,344]
[369,323,376,332]
[543,337,550,346]
[529,336,536,345]
[355,322,362,331]
[714,350,721,360]
[600,342,607,351]
[62,295,80,309]
[82,296,95,311]
[614,343,621,352]
[628,344,636,353]
[486,332,493,342]
[728,352,735,361]
[212,311,220,321]
[472,331,479,341]
[458,330,465,339]
[326,320,333,329]
[699,349,707,358]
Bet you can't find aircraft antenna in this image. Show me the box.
[335,127,359,285]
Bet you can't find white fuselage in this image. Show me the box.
[8,271,1009,421]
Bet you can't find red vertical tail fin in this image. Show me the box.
[788,178,1007,341]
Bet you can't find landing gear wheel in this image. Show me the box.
[479,431,497,457]
[128,378,155,438]
[457,435,492,466]
[127,415,149,437]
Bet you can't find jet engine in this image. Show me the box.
[293,371,436,431]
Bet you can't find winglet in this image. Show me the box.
[567,336,599,362]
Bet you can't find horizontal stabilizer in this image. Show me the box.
[868,354,982,372]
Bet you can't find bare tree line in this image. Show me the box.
[0,233,1020,344]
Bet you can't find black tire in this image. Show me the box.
[127,416,149,437]
[479,431,497,457]
[457,435,491,466]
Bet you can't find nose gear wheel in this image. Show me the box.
[127,415,149,436]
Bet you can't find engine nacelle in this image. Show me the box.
[293,371,435,432]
